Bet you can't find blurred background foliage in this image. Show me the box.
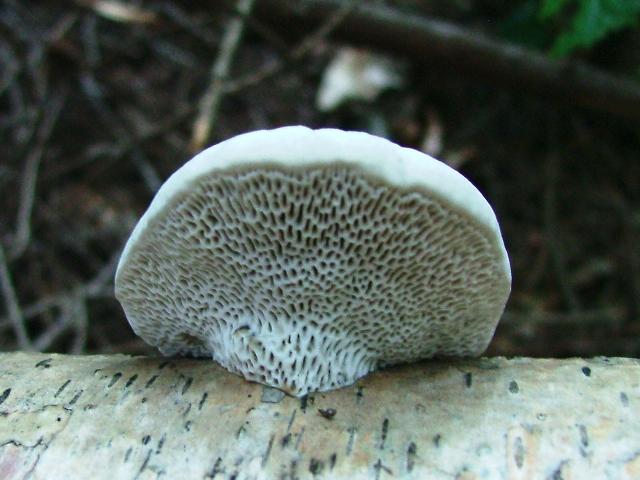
[504,0,640,58]
[1,0,639,358]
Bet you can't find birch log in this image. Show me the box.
[0,353,638,479]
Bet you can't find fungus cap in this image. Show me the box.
[115,126,511,396]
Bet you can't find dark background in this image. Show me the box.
[1,0,639,357]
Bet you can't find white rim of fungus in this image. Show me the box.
[116,126,510,281]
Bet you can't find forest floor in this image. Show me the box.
[1,0,639,358]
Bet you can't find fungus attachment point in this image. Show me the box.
[115,126,511,396]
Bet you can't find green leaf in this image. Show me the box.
[540,0,572,18]
[544,0,640,57]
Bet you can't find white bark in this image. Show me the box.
[0,353,638,479]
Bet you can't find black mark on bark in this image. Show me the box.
[54,380,71,398]
[309,458,323,475]
[407,442,417,472]
[380,418,389,449]
[514,436,524,469]
[0,388,11,405]
[318,408,336,420]
[206,457,224,478]
[156,435,166,454]
[261,435,275,467]
[35,358,52,368]
[288,460,298,479]
[287,409,297,432]
[125,374,138,388]
[373,459,392,479]
[198,392,208,410]
[135,450,152,479]
[68,390,83,406]
[108,372,122,387]
[145,375,158,389]
[620,392,629,406]
[182,377,193,395]
[551,460,569,480]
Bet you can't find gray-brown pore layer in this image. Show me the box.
[0,353,638,479]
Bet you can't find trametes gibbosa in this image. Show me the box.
[115,126,511,396]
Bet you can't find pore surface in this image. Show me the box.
[115,166,509,396]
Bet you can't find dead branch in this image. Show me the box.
[0,250,119,352]
[0,243,31,349]
[254,0,640,120]
[2,353,639,479]
[190,0,255,152]
[225,0,359,95]
[10,92,65,260]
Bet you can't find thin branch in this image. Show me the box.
[33,308,71,351]
[0,250,120,337]
[42,105,192,183]
[0,242,32,349]
[77,72,164,194]
[255,0,640,120]
[10,92,65,260]
[225,0,360,95]
[70,293,89,354]
[190,0,255,152]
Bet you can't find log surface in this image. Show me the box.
[0,353,638,479]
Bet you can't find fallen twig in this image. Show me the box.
[10,92,65,260]
[225,0,359,95]
[77,72,163,194]
[190,0,255,152]
[0,250,120,350]
[42,105,193,183]
[255,0,640,120]
[0,243,32,349]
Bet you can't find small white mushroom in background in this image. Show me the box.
[115,126,511,397]
[316,47,405,112]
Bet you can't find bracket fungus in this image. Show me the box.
[115,126,511,396]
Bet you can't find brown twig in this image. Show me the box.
[190,0,256,152]
[0,250,119,351]
[77,72,164,193]
[42,105,192,183]
[225,0,359,95]
[255,0,640,120]
[10,92,65,260]
[0,243,32,349]
[70,294,89,354]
